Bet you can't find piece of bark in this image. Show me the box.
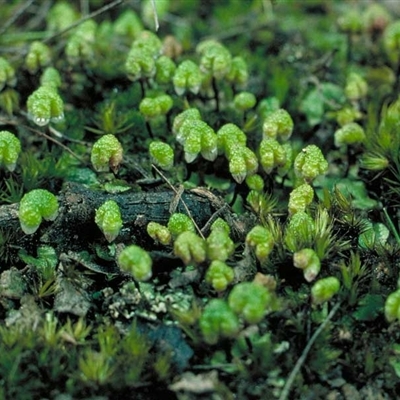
[3,183,254,255]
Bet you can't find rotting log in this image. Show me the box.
[2,182,254,257]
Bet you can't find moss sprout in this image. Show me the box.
[91,134,123,173]
[0,130,21,172]
[227,145,258,184]
[345,72,368,102]
[18,189,59,235]
[197,40,232,80]
[177,119,217,163]
[226,56,248,86]
[155,55,176,85]
[206,226,235,261]
[95,200,123,243]
[118,245,152,281]
[139,94,173,119]
[172,108,202,137]
[245,174,264,192]
[217,123,247,155]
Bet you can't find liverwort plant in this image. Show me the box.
[149,141,174,170]
[262,108,294,141]
[288,183,314,215]
[174,231,207,265]
[118,245,152,281]
[228,282,272,324]
[258,138,287,174]
[146,221,172,246]
[91,134,123,173]
[246,225,274,263]
[172,60,202,96]
[293,248,321,282]
[18,189,59,235]
[27,86,64,126]
[294,144,328,183]
[205,260,235,292]
[0,57,16,91]
[25,41,52,74]
[206,218,235,261]
[167,213,195,238]
[0,130,21,172]
[95,200,123,243]
[334,122,365,147]
[199,299,239,345]
[311,276,340,305]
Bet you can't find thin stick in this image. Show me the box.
[152,164,205,239]
[150,0,159,31]
[24,125,86,164]
[278,302,341,400]
[0,0,35,36]
[43,0,125,44]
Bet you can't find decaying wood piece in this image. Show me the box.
[3,183,254,255]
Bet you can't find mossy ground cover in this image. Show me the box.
[1,1,400,399]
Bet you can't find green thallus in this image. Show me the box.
[0,130,21,172]
[95,200,123,243]
[91,134,123,173]
[118,245,152,281]
[293,248,321,282]
[18,189,59,235]
[311,276,340,305]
